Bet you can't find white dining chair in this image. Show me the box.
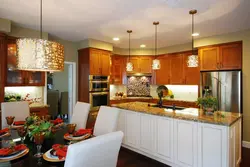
[71,102,90,130]
[64,131,124,167]
[1,101,30,128]
[93,106,120,136]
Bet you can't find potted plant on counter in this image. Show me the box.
[196,96,218,115]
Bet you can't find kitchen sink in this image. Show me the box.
[150,104,186,110]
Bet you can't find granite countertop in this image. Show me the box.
[110,97,196,102]
[112,102,242,126]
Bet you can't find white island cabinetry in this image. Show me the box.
[116,108,242,167]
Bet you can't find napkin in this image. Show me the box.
[52,144,68,159]
[13,121,25,126]
[51,118,63,125]
[0,128,9,135]
[0,148,12,156]
[73,129,92,137]
[14,144,27,151]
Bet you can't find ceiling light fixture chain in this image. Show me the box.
[152,21,160,70]
[40,0,43,39]
[187,9,198,68]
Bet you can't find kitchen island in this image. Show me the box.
[113,102,242,167]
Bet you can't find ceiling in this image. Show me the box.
[0,0,250,48]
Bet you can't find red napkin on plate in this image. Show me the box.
[14,144,27,151]
[0,128,9,135]
[0,148,12,156]
[51,118,63,125]
[52,144,68,159]
[13,121,25,126]
[73,129,92,137]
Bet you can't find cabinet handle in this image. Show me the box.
[217,63,220,69]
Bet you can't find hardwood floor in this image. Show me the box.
[117,147,250,167]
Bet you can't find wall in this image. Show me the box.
[52,63,69,96]
[0,18,11,33]
[78,38,113,51]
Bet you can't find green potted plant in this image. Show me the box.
[196,96,218,115]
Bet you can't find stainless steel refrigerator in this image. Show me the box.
[200,71,242,113]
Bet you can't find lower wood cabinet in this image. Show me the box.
[116,109,242,167]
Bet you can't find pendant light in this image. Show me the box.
[16,0,64,72]
[126,30,133,72]
[152,22,160,70]
[187,10,198,67]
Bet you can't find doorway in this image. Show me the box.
[47,62,76,122]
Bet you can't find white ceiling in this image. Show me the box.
[0,0,250,48]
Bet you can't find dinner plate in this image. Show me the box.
[43,149,65,162]
[0,150,22,158]
[0,148,29,162]
[63,133,91,141]
[0,132,10,138]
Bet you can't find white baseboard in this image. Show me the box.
[242,141,250,148]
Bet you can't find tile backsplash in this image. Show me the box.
[127,76,151,96]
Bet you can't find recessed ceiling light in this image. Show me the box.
[140,44,146,48]
[192,33,199,37]
[113,37,120,41]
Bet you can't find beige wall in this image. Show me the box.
[0,18,11,33]
[53,64,69,95]
[78,38,113,51]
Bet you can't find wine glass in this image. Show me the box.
[6,116,15,131]
[67,124,76,135]
[17,127,27,144]
[33,132,45,158]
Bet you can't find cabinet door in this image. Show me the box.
[89,49,101,75]
[0,33,6,86]
[170,54,185,84]
[174,119,198,167]
[110,56,125,84]
[26,71,45,86]
[101,51,111,76]
[183,53,200,85]
[125,110,140,148]
[139,113,155,154]
[139,57,152,73]
[200,47,219,71]
[198,123,227,167]
[116,110,126,144]
[219,43,242,70]
[155,116,174,162]
[156,56,170,85]
[129,57,140,73]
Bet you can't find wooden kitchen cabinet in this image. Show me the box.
[5,36,45,86]
[183,53,200,85]
[0,33,6,108]
[89,48,111,76]
[199,41,242,71]
[155,55,170,85]
[127,56,152,73]
[110,56,126,84]
[170,54,185,84]
[30,106,49,118]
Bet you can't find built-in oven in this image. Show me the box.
[89,75,110,92]
[89,91,109,109]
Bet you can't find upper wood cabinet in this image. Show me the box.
[5,37,45,86]
[127,56,152,73]
[170,54,185,84]
[199,42,242,71]
[89,48,111,76]
[110,56,126,84]
[155,55,170,85]
[183,52,200,85]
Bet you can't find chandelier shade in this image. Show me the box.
[16,38,64,72]
[152,59,160,70]
[126,62,133,72]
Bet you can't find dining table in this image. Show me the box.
[0,127,69,167]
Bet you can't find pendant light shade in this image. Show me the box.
[187,10,198,67]
[126,30,133,72]
[152,22,160,70]
[16,0,64,72]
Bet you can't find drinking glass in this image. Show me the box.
[17,127,27,144]
[6,116,15,131]
[67,124,76,134]
[34,132,45,158]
